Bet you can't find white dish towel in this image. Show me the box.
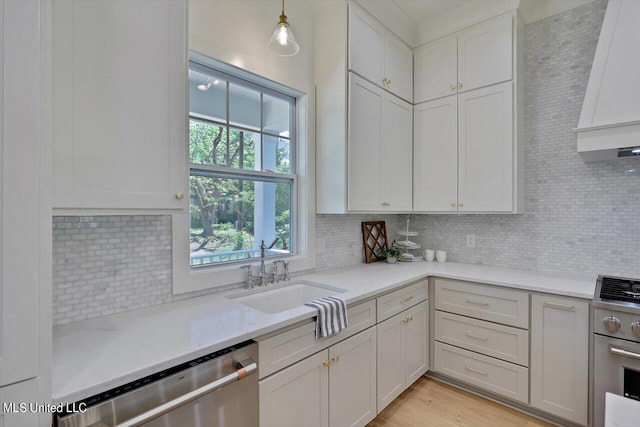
[305,296,349,339]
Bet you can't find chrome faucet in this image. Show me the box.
[259,238,288,286]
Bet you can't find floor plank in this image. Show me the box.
[367,377,553,427]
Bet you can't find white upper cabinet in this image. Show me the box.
[349,2,413,102]
[414,13,513,103]
[413,97,458,212]
[52,0,188,210]
[414,36,458,104]
[383,32,414,103]
[413,11,522,214]
[458,82,514,212]
[458,13,513,93]
[348,2,385,87]
[348,74,412,212]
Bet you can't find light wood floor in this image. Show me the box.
[367,377,553,427]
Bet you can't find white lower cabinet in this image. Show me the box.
[260,328,377,427]
[530,295,589,425]
[259,351,329,427]
[433,341,528,404]
[0,379,41,427]
[377,301,429,411]
[329,328,377,427]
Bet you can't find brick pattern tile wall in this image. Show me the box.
[52,216,239,325]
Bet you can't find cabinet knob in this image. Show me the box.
[387,79,391,86]
[330,355,340,363]
[381,201,391,207]
[631,321,640,338]
[458,202,463,207]
[458,82,463,89]
[450,84,456,90]
[382,78,387,86]
[450,202,456,207]
[322,360,331,367]
[175,192,185,200]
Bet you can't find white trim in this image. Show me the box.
[173,58,314,294]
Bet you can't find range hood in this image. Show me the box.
[574,0,640,161]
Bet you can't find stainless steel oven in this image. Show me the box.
[55,340,258,427]
[593,276,640,427]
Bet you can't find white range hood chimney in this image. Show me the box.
[574,0,640,161]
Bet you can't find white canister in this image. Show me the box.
[436,250,447,263]
[424,249,435,262]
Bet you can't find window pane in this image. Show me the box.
[228,127,258,170]
[189,173,292,267]
[189,119,227,165]
[229,83,260,131]
[261,135,291,174]
[263,93,290,136]
[189,68,226,122]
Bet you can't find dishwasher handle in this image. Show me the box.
[116,358,257,427]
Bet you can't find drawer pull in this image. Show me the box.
[465,298,489,306]
[610,347,640,360]
[465,332,488,341]
[400,296,414,304]
[543,301,574,311]
[464,365,488,376]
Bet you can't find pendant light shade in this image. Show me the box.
[268,0,299,56]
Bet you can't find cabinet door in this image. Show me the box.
[52,0,187,209]
[382,93,413,211]
[404,302,429,386]
[259,351,329,427]
[458,82,513,212]
[329,328,377,427]
[413,97,458,212]
[458,13,512,93]
[0,379,40,427]
[0,0,40,387]
[530,295,589,425]
[384,32,413,102]
[348,2,384,87]
[377,315,405,412]
[348,74,383,211]
[414,36,458,103]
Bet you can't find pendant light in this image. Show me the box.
[268,0,300,56]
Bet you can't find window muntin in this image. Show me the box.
[188,63,295,268]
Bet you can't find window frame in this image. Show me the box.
[187,61,297,268]
[172,52,314,294]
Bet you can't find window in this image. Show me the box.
[188,62,295,267]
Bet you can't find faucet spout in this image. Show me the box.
[259,237,288,286]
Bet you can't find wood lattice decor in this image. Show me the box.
[361,221,389,264]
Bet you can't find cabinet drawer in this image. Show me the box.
[258,300,376,378]
[434,278,529,328]
[434,342,528,404]
[435,311,528,366]
[377,280,428,322]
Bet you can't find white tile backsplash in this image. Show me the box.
[52,0,639,325]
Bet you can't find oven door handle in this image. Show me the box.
[115,359,257,427]
[610,347,640,360]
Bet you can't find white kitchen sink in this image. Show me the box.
[227,281,346,314]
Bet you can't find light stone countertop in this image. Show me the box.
[52,261,596,404]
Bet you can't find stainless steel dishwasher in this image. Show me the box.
[56,340,258,427]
